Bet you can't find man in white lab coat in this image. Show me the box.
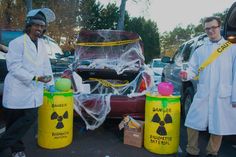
[180,16,236,157]
[0,8,55,157]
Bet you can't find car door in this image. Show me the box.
[174,40,195,94]
[163,44,185,94]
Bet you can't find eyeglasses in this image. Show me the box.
[204,26,219,31]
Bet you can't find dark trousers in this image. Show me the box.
[0,107,38,153]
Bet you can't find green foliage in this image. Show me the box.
[160,9,228,57]
[0,0,26,28]
[99,3,119,29]
[126,17,160,63]
[77,0,103,30]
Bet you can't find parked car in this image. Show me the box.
[69,29,153,125]
[161,1,236,117]
[161,34,207,117]
[0,29,23,46]
[150,58,167,84]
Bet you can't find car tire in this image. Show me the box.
[182,86,194,118]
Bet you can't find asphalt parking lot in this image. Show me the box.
[0,118,182,157]
[0,117,236,157]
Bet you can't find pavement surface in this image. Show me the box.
[0,117,236,157]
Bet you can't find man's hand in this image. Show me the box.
[179,71,188,81]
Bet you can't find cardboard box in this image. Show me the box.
[123,120,144,148]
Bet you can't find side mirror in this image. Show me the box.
[161,56,171,63]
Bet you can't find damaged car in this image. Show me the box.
[68,30,155,130]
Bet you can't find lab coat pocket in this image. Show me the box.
[196,84,209,98]
[219,84,232,98]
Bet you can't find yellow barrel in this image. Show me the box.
[38,90,74,149]
[144,94,180,154]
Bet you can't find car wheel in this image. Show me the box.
[182,86,194,118]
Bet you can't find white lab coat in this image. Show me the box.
[185,38,236,135]
[2,34,53,109]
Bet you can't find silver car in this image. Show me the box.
[161,34,207,117]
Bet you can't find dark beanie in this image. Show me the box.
[32,12,46,23]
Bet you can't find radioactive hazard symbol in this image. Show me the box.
[152,113,172,136]
[51,111,68,129]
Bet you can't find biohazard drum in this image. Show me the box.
[144,94,180,154]
[38,90,73,149]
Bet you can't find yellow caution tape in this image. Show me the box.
[89,78,129,88]
[194,41,232,80]
[76,38,140,47]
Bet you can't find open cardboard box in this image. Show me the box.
[123,120,144,148]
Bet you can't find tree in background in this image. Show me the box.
[77,0,103,30]
[99,3,120,29]
[126,17,160,62]
[0,0,26,28]
[117,0,150,30]
[31,0,80,51]
[25,0,32,12]
[160,9,228,57]
[77,1,124,30]
[117,0,127,30]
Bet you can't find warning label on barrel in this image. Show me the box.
[152,108,173,136]
[38,92,74,149]
[149,134,172,145]
[144,96,180,154]
[52,131,69,139]
[148,107,174,145]
[51,111,69,129]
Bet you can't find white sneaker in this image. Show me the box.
[12,151,26,157]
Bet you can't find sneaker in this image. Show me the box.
[12,151,26,157]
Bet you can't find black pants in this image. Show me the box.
[0,107,38,153]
